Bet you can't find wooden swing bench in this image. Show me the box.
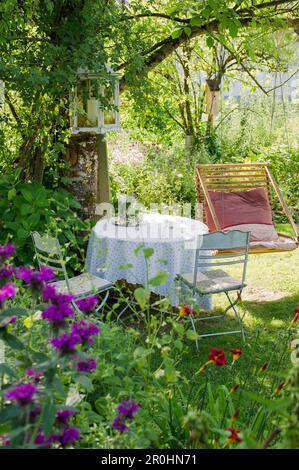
[195,162,298,254]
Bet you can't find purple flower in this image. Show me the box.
[76,296,98,313]
[50,332,82,356]
[71,320,100,345]
[59,427,80,447]
[0,265,17,282]
[42,303,74,328]
[17,266,55,291]
[0,243,16,260]
[42,285,74,304]
[117,400,140,420]
[76,358,97,373]
[56,409,76,425]
[9,315,17,324]
[0,283,16,308]
[5,383,38,406]
[112,416,129,433]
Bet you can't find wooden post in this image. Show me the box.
[97,134,110,205]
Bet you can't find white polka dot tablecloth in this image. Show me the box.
[86,213,212,309]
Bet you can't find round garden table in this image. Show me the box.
[86,213,212,309]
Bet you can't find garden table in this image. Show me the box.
[86,213,212,309]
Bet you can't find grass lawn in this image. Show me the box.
[173,242,299,436]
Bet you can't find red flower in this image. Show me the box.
[231,409,240,421]
[208,347,227,366]
[230,348,242,362]
[273,382,285,396]
[258,362,268,374]
[230,384,240,394]
[227,428,243,444]
[179,305,194,317]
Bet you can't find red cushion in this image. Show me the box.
[204,187,273,231]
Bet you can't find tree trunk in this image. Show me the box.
[65,133,110,219]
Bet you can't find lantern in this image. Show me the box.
[204,78,220,118]
[70,67,120,134]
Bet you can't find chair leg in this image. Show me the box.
[189,314,199,351]
[95,289,110,314]
[224,292,245,342]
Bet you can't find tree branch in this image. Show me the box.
[122,13,190,23]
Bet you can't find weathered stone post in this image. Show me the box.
[66,133,110,219]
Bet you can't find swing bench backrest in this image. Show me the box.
[195,162,298,254]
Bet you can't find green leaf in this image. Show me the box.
[0,307,28,322]
[0,363,18,379]
[183,27,192,37]
[134,287,150,310]
[186,329,200,341]
[148,271,169,286]
[17,228,29,239]
[206,36,214,48]
[77,375,93,391]
[20,203,33,216]
[143,247,154,259]
[8,188,16,201]
[20,187,34,202]
[228,21,239,38]
[27,212,40,227]
[1,332,25,350]
[190,16,202,27]
[171,29,183,39]
[41,399,56,436]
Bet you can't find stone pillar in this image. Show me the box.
[66,133,110,219]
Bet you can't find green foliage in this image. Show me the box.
[0,176,91,271]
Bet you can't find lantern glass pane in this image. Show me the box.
[77,79,99,128]
[103,84,116,126]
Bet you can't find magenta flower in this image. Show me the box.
[117,400,140,420]
[42,303,74,328]
[112,416,129,433]
[76,358,97,373]
[0,265,17,282]
[17,266,55,291]
[0,243,16,260]
[112,399,140,433]
[56,409,76,425]
[76,296,98,313]
[71,320,100,345]
[60,427,80,447]
[26,368,43,384]
[50,332,82,356]
[5,383,38,406]
[42,285,74,304]
[0,283,16,308]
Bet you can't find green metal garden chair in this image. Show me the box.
[31,231,113,316]
[176,230,250,349]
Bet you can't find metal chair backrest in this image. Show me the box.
[31,232,70,288]
[193,230,250,290]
